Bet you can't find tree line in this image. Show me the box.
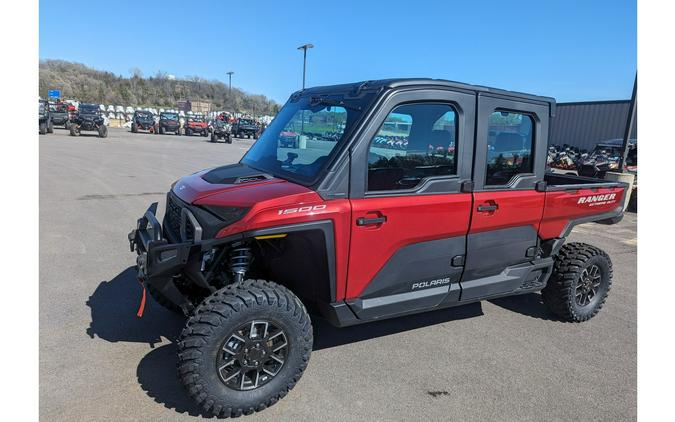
[39,59,281,115]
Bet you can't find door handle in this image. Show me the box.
[356,216,387,226]
[477,204,498,213]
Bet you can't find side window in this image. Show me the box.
[486,111,534,186]
[367,103,457,192]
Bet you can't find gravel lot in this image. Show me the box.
[40,127,637,421]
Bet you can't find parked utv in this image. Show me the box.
[129,79,629,417]
[184,114,209,137]
[49,102,71,129]
[131,110,157,134]
[39,99,53,134]
[70,103,108,138]
[232,117,259,139]
[158,111,181,135]
[210,119,232,143]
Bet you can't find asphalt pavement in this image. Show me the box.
[40,127,637,421]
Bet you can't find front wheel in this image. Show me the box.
[39,122,47,135]
[211,133,217,142]
[178,279,313,417]
[98,125,108,138]
[47,120,54,133]
[69,125,79,136]
[542,242,612,322]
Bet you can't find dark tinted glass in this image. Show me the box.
[367,103,457,192]
[486,111,534,185]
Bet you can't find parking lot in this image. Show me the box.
[40,127,636,421]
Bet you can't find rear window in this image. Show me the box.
[485,111,534,185]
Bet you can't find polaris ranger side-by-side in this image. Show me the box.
[128,79,628,417]
[232,117,259,139]
[184,114,209,137]
[158,111,181,135]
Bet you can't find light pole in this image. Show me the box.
[226,71,234,94]
[297,43,314,89]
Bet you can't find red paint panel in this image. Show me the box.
[470,190,545,234]
[347,194,472,299]
[539,186,626,239]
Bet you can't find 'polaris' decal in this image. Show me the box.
[278,204,327,215]
[411,277,451,291]
[577,193,617,206]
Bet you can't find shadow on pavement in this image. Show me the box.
[86,269,485,417]
[488,293,557,321]
[85,266,184,347]
[136,343,208,418]
[312,302,484,351]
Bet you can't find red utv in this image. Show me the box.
[129,79,629,417]
[184,114,208,137]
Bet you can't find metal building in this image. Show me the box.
[549,100,637,151]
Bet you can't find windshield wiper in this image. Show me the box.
[309,96,361,111]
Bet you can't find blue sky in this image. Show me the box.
[39,0,636,104]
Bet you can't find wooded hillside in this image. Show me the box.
[39,59,280,115]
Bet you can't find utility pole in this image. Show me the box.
[297,44,314,89]
[226,71,234,94]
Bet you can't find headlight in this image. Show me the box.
[201,206,249,225]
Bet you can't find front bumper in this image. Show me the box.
[128,202,199,313]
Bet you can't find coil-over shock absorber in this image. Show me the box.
[229,242,252,283]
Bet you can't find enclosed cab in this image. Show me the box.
[232,117,259,139]
[158,111,181,135]
[128,79,628,417]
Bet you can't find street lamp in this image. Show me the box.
[297,43,314,89]
[226,71,234,94]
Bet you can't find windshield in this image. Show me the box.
[136,111,153,119]
[79,104,99,114]
[239,119,254,125]
[241,93,374,185]
[161,112,178,120]
[188,116,204,122]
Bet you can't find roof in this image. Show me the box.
[295,78,556,107]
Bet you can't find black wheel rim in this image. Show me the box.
[575,264,602,307]
[216,320,288,391]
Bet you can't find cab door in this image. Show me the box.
[460,94,551,300]
[345,88,475,320]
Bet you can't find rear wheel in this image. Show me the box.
[178,279,313,417]
[98,125,108,138]
[211,133,217,142]
[187,128,193,136]
[47,120,54,133]
[542,242,612,322]
[131,123,137,133]
[159,126,165,135]
[39,122,47,135]
[69,125,79,136]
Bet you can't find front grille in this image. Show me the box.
[165,194,183,240]
[165,192,197,242]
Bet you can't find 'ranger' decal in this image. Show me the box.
[577,193,617,206]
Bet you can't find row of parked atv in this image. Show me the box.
[129,111,262,143]
[547,139,637,178]
[39,99,109,138]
